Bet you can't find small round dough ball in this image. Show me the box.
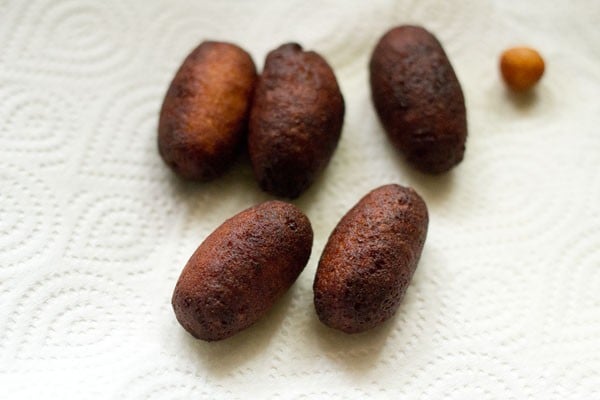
[500,47,545,92]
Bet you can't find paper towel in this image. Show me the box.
[0,0,599,398]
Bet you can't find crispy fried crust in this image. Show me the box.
[172,201,313,341]
[369,26,467,173]
[314,184,428,333]
[249,43,345,198]
[159,41,257,180]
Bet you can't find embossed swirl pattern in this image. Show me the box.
[0,0,598,398]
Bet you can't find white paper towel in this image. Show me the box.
[1,0,599,398]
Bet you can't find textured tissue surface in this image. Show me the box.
[0,0,599,398]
